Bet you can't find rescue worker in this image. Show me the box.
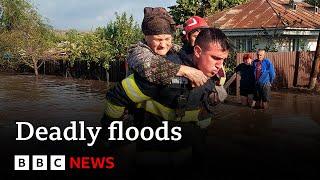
[101,28,230,177]
[181,16,227,98]
[182,16,209,54]
[127,11,227,98]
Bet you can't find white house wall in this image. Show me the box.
[230,36,318,52]
[307,41,317,51]
[224,29,319,52]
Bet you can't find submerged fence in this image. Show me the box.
[38,60,126,82]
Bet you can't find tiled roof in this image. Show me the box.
[206,0,320,30]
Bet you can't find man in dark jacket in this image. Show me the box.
[101,28,230,176]
[102,27,230,138]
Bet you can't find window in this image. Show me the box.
[234,38,253,52]
[290,38,305,51]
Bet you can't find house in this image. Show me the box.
[206,0,320,52]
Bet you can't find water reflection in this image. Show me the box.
[207,92,320,178]
[0,74,108,127]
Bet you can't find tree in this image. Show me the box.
[1,1,143,77]
[55,13,142,81]
[57,12,143,71]
[304,0,320,6]
[309,32,320,90]
[16,21,55,76]
[169,0,248,25]
[0,0,33,30]
[298,0,319,89]
[0,0,56,76]
[97,12,143,62]
[57,29,113,69]
[57,30,83,62]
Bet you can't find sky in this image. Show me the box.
[31,0,177,31]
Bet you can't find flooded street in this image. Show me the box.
[0,73,108,126]
[207,93,320,178]
[1,73,320,179]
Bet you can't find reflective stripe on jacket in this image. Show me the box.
[103,73,216,124]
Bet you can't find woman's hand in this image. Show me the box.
[177,65,208,87]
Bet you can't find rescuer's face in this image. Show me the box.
[145,34,173,56]
[194,42,229,78]
[188,30,200,47]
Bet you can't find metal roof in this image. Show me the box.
[206,0,320,30]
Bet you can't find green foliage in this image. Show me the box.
[56,12,142,70]
[57,29,113,69]
[98,13,143,62]
[169,0,248,25]
[304,0,320,6]
[224,51,237,74]
[0,0,33,30]
[173,28,183,46]
[220,0,249,9]
[61,30,82,62]
[169,0,204,25]
[0,0,56,75]
[0,1,141,73]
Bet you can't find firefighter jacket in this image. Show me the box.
[102,72,218,129]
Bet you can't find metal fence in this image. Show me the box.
[38,60,126,82]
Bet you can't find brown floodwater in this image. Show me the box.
[0,73,319,179]
[0,73,108,126]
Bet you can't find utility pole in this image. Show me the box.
[309,32,320,90]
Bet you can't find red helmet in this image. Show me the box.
[183,16,209,37]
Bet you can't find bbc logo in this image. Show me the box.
[14,155,65,170]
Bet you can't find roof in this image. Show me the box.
[206,0,320,30]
